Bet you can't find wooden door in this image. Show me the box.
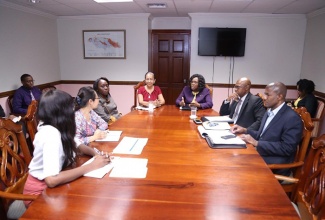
[150,30,191,105]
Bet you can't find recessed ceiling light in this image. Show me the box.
[29,0,40,3]
[93,0,133,2]
[147,3,167,9]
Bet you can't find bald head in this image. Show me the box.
[234,77,251,97]
[237,77,251,88]
[266,82,287,101]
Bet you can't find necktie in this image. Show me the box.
[192,91,199,103]
[260,111,274,136]
[232,99,242,123]
[30,91,35,100]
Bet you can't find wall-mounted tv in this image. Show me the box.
[198,27,246,57]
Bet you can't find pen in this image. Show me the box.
[129,138,139,152]
[94,147,100,155]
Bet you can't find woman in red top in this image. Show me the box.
[137,72,165,107]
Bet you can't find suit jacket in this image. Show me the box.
[247,104,303,176]
[175,86,213,109]
[219,92,265,130]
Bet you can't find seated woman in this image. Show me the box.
[75,86,108,145]
[293,79,318,117]
[93,77,121,123]
[137,72,165,107]
[23,89,110,207]
[176,74,213,109]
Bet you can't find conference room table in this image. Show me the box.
[21,105,299,219]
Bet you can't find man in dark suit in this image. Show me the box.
[219,77,265,131]
[231,82,303,176]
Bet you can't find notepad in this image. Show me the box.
[109,158,148,178]
[95,130,122,142]
[113,136,148,155]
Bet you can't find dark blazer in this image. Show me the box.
[0,105,5,117]
[294,93,318,118]
[219,92,265,131]
[247,104,303,176]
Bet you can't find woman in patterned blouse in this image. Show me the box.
[74,86,108,145]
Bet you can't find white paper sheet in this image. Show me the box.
[203,116,234,123]
[82,156,120,178]
[113,137,148,155]
[109,158,148,178]
[95,131,122,142]
[202,121,231,130]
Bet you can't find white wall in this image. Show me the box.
[189,13,307,85]
[301,10,325,92]
[150,17,191,29]
[57,14,150,81]
[0,4,60,92]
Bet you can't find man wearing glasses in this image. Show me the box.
[12,74,42,115]
[219,77,265,131]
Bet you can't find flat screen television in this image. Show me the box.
[198,27,246,57]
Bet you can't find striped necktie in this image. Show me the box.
[232,98,242,123]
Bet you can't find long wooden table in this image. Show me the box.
[21,105,299,219]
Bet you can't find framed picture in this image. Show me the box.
[83,30,126,59]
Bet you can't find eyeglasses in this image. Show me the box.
[25,80,35,83]
[191,81,198,84]
[234,85,244,89]
[145,79,155,81]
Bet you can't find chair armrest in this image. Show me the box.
[274,175,299,183]
[312,118,320,122]
[0,191,38,201]
[268,161,304,170]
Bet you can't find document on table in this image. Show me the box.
[135,106,157,111]
[95,131,122,142]
[202,121,231,130]
[113,136,148,155]
[198,125,246,145]
[82,156,120,178]
[109,158,148,178]
[202,116,234,123]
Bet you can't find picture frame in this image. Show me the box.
[83,30,126,59]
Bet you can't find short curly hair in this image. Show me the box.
[189,74,206,92]
[297,79,315,94]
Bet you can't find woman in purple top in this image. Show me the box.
[74,86,108,145]
[176,74,213,109]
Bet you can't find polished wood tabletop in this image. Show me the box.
[21,105,299,219]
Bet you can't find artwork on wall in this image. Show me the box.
[83,30,126,59]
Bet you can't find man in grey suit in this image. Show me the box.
[219,77,265,131]
[231,82,303,176]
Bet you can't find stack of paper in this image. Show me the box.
[109,158,148,178]
[113,136,148,155]
[96,131,122,142]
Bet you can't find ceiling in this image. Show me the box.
[2,0,325,17]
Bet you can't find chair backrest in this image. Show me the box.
[311,97,325,138]
[293,134,325,219]
[131,80,145,110]
[0,118,32,213]
[205,84,213,97]
[6,95,14,115]
[293,107,314,163]
[24,100,38,144]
